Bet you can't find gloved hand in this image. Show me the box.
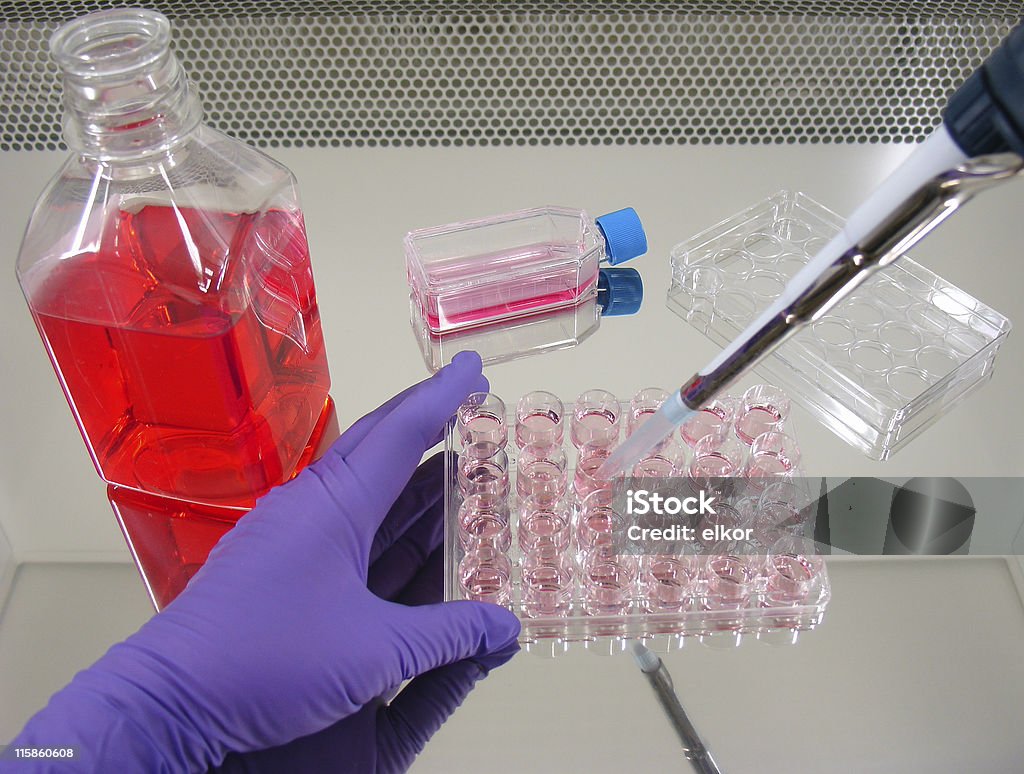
[5,352,520,773]
[214,549,517,773]
[215,659,505,774]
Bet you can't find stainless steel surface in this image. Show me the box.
[415,557,1024,773]
[0,3,1017,151]
[2,142,1023,562]
[635,646,723,774]
[3,558,1023,771]
[0,563,153,742]
[2,8,1023,769]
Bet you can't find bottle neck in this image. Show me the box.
[51,9,203,163]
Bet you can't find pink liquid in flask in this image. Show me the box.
[25,205,331,507]
[422,243,599,332]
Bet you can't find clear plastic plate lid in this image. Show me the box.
[667,190,1012,460]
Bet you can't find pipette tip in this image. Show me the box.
[596,393,694,479]
[630,641,661,673]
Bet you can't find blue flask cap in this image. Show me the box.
[597,268,644,316]
[595,207,648,265]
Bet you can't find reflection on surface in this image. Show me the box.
[818,477,1024,555]
[213,658,507,774]
[3,558,1023,772]
[414,558,1024,773]
[631,641,723,774]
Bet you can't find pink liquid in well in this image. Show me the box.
[522,561,574,617]
[705,556,755,609]
[519,510,571,553]
[459,513,512,552]
[27,206,330,507]
[681,407,729,448]
[691,453,738,479]
[457,493,508,528]
[766,554,818,604]
[754,502,805,546]
[515,411,562,447]
[645,557,698,610]
[633,454,677,478]
[516,460,566,499]
[571,409,619,448]
[583,555,637,615]
[735,406,783,445]
[629,407,660,436]
[698,506,742,541]
[460,413,506,448]
[573,451,614,500]
[746,456,792,478]
[577,508,620,551]
[459,555,511,604]
[760,501,804,531]
[458,458,509,497]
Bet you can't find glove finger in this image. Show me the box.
[339,351,486,547]
[367,504,443,601]
[392,547,444,607]
[375,660,487,774]
[319,352,488,464]
[368,452,445,566]
[385,598,521,680]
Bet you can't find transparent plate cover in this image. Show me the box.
[443,392,831,656]
[667,191,1012,460]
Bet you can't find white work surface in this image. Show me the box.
[1,144,1024,769]
[1,557,1023,773]
[2,143,1024,558]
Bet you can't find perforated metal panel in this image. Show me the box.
[1,1,1020,151]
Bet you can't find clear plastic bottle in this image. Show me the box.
[17,10,332,508]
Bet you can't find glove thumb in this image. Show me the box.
[387,600,521,677]
[375,660,486,772]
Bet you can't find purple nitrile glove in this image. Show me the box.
[215,658,510,774]
[4,352,520,773]
[213,547,519,774]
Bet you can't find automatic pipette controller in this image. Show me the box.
[601,22,1024,478]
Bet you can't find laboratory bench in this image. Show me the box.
[3,142,1024,771]
[2,557,1024,772]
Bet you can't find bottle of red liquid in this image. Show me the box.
[16,10,335,603]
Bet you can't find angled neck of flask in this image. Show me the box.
[50,9,203,163]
